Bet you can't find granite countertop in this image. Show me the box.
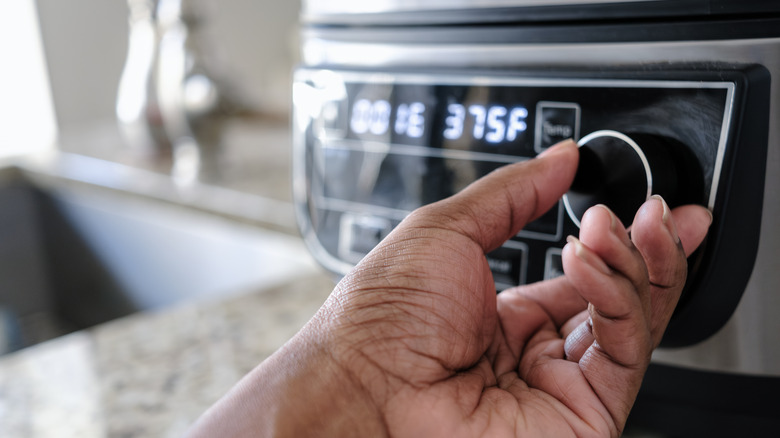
[0,271,335,438]
[0,117,344,437]
[0,118,663,437]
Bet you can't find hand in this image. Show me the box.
[187,140,712,437]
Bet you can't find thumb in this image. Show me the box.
[419,140,579,252]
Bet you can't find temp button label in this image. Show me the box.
[535,101,581,153]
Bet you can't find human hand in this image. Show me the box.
[187,139,712,437]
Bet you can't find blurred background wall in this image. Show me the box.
[35,0,301,139]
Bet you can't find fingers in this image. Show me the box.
[559,201,664,426]
[630,197,712,344]
[563,197,713,359]
[501,277,587,330]
[494,278,588,372]
[408,139,579,253]
[578,205,651,321]
[561,205,644,363]
[559,197,711,429]
[562,227,651,368]
[562,315,593,363]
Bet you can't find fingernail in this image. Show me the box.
[567,235,611,275]
[651,195,679,243]
[537,139,576,158]
[595,204,619,232]
[596,204,632,247]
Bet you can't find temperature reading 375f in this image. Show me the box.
[444,103,528,144]
[349,98,528,144]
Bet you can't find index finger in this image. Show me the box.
[415,139,579,253]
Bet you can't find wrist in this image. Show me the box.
[265,333,388,436]
[187,329,387,437]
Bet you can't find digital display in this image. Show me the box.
[295,69,733,289]
[349,98,529,144]
[350,100,426,138]
[337,82,544,158]
[443,103,528,143]
[312,78,729,216]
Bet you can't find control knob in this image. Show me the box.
[563,130,703,227]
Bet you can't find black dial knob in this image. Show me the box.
[563,130,703,227]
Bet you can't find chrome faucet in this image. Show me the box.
[116,0,237,183]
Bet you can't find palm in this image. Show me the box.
[332,227,622,437]
[328,173,708,437]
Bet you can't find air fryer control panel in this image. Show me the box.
[293,66,768,347]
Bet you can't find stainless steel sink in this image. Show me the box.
[0,164,319,353]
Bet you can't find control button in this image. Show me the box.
[535,101,581,153]
[563,130,702,227]
[487,244,528,289]
[544,248,564,280]
[338,214,393,264]
[516,200,563,242]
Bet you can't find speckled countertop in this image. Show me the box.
[0,119,340,437]
[0,271,335,438]
[0,119,662,438]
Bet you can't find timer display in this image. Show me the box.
[349,99,427,138]
[348,98,528,144]
[340,81,540,156]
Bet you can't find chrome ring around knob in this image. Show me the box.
[563,130,653,228]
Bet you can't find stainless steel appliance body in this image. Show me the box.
[292,1,780,435]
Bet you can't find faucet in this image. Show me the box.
[116,0,238,184]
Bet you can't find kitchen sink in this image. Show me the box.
[0,165,320,354]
